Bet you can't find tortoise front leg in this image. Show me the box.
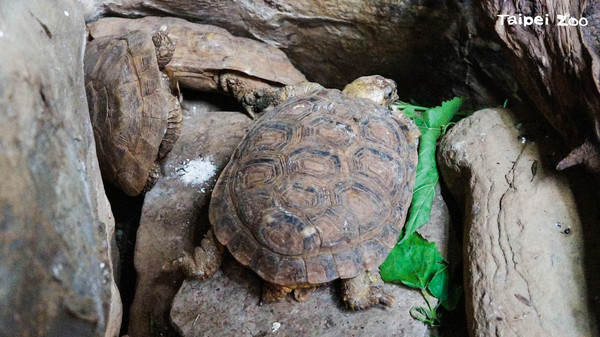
[142,161,162,194]
[218,72,280,119]
[341,270,394,310]
[163,229,224,279]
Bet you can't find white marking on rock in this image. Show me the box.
[52,264,62,277]
[453,140,466,150]
[64,11,69,16]
[271,322,281,333]
[0,31,4,38]
[178,157,216,187]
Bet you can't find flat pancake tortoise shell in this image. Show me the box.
[209,82,420,286]
[84,29,182,196]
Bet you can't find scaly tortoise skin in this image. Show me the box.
[207,76,420,308]
[84,30,182,196]
[86,16,307,115]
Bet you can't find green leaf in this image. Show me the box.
[398,97,463,242]
[427,266,449,306]
[382,97,465,327]
[428,266,462,311]
[379,232,444,288]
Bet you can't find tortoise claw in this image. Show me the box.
[243,104,257,120]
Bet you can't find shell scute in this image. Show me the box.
[288,147,342,178]
[305,253,338,284]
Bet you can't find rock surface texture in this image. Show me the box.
[481,1,600,151]
[168,185,454,337]
[438,109,598,337]
[128,105,253,337]
[0,0,121,336]
[79,0,520,110]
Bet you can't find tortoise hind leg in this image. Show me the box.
[157,91,183,159]
[292,287,315,302]
[261,283,316,304]
[163,229,224,279]
[261,282,294,304]
[341,270,394,310]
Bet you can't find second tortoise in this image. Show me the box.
[169,75,420,309]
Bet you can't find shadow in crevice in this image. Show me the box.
[528,109,600,330]
[437,177,469,337]
[103,183,144,337]
[565,168,600,330]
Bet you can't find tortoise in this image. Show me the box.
[84,29,183,196]
[86,16,307,117]
[167,75,420,309]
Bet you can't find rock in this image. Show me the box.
[80,0,520,110]
[438,109,598,336]
[170,260,425,337]
[481,1,600,151]
[417,183,455,262]
[0,1,121,336]
[169,184,455,337]
[128,103,253,337]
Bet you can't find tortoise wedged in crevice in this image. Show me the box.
[86,16,308,117]
[84,30,182,196]
[166,76,420,310]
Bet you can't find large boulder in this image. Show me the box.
[0,0,121,336]
[438,109,598,336]
[481,1,600,151]
[168,185,454,337]
[128,104,253,337]
[79,0,520,110]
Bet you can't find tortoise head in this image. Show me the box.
[342,75,398,107]
[152,28,175,69]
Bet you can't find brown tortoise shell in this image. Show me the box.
[209,88,419,286]
[86,16,307,88]
[84,30,181,196]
